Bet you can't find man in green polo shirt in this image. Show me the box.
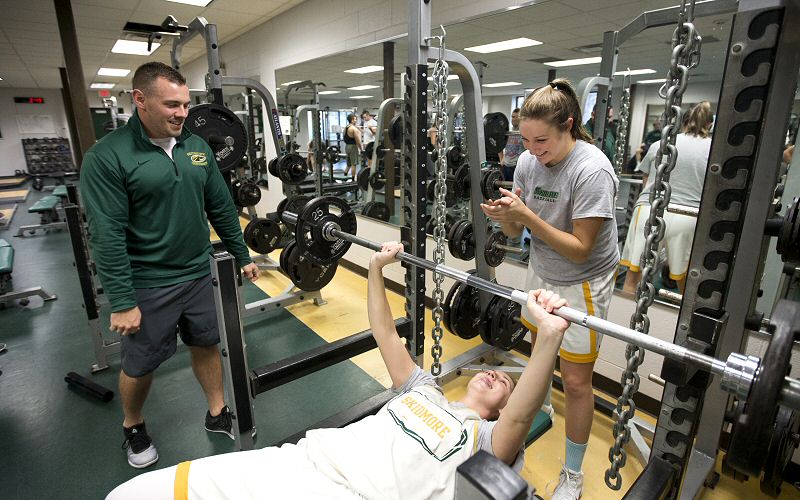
[81,62,259,469]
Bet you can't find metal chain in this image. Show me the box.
[612,73,631,177]
[605,0,701,490]
[428,26,449,376]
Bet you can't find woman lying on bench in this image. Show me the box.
[107,242,569,500]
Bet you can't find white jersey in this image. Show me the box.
[363,118,378,144]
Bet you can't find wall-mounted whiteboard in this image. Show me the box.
[16,115,56,134]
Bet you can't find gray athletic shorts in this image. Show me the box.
[121,274,220,377]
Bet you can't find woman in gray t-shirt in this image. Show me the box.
[481,79,619,499]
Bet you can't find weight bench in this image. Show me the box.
[15,195,66,237]
[0,238,57,308]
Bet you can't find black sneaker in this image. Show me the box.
[121,422,158,468]
[205,405,234,440]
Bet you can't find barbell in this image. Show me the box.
[481,168,513,200]
[279,196,800,415]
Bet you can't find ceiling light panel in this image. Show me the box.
[91,83,116,89]
[318,90,341,95]
[614,69,657,75]
[465,37,541,54]
[543,57,602,67]
[98,68,130,77]
[347,85,380,90]
[482,82,522,88]
[112,40,160,56]
[344,65,383,74]
[164,0,214,6]
[349,95,373,99]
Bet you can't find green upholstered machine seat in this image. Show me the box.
[28,196,59,213]
[0,240,13,274]
[52,185,68,197]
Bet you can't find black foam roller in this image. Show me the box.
[65,371,114,402]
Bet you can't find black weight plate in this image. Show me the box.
[296,196,356,265]
[244,218,282,254]
[451,284,483,340]
[276,197,289,218]
[280,239,296,275]
[235,179,261,207]
[481,168,504,201]
[443,280,462,335]
[364,201,390,222]
[357,168,371,191]
[447,219,466,257]
[369,171,386,190]
[481,296,500,346]
[288,252,339,292]
[485,231,507,268]
[375,142,386,160]
[450,220,475,261]
[277,153,308,185]
[728,299,800,476]
[242,217,257,249]
[268,157,279,177]
[389,114,403,147]
[285,195,312,224]
[761,406,800,496]
[778,197,799,262]
[446,145,464,167]
[324,145,340,164]
[453,164,471,201]
[186,103,248,172]
[426,178,436,203]
[483,112,509,160]
[490,298,525,351]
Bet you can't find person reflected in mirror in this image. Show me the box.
[361,110,378,169]
[343,113,362,181]
[499,108,523,182]
[620,101,714,295]
[480,79,619,500]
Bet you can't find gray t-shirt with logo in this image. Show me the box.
[513,140,619,285]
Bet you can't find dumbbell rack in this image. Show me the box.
[21,138,75,175]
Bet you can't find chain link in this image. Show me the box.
[612,73,632,177]
[428,27,449,376]
[605,0,701,490]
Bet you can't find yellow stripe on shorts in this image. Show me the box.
[581,281,597,356]
[174,461,191,500]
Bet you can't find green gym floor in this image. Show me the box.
[0,184,385,499]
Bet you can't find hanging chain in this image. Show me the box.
[605,0,701,490]
[428,26,449,376]
[612,72,632,177]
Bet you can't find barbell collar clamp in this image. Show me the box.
[721,352,759,400]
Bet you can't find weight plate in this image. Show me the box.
[375,142,386,160]
[268,157,279,177]
[324,145,340,164]
[243,218,282,254]
[277,153,308,185]
[186,103,248,172]
[287,251,339,292]
[450,283,483,340]
[483,112,510,160]
[276,197,289,218]
[778,197,799,262]
[490,298,525,351]
[727,300,800,476]
[760,406,800,496]
[446,145,464,168]
[295,196,356,265]
[453,164,471,201]
[364,201,390,222]
[450,220,475,261]
[447,219,465,257]
[280,240,296,275]
[485,231,507,268]
[369,171,386,190]
[481,168,504,201]
[357,168,371,191]
[234,179,261,207]
[443,280,462,335]
[389,115,403,147]
[480,296,500,346]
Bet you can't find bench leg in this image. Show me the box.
[0,286,58,307]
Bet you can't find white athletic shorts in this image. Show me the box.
[520,266,616,364]
[620,203,697,280]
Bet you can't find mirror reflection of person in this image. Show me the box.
[620,101,714,294]
[343,113,362,180]
[480,79,619,500]
[107,242,572,500]
[499,108,523,181]
[361,110,377,168]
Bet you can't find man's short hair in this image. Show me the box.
[512,108,520,114]
[132,62,186,95]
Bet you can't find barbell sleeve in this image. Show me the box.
[278,208,800,410]
[494,243,525,255]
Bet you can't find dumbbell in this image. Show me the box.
[480,169,513,200]
[484,231,524,267]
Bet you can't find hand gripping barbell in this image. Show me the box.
[279,196,800,416]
